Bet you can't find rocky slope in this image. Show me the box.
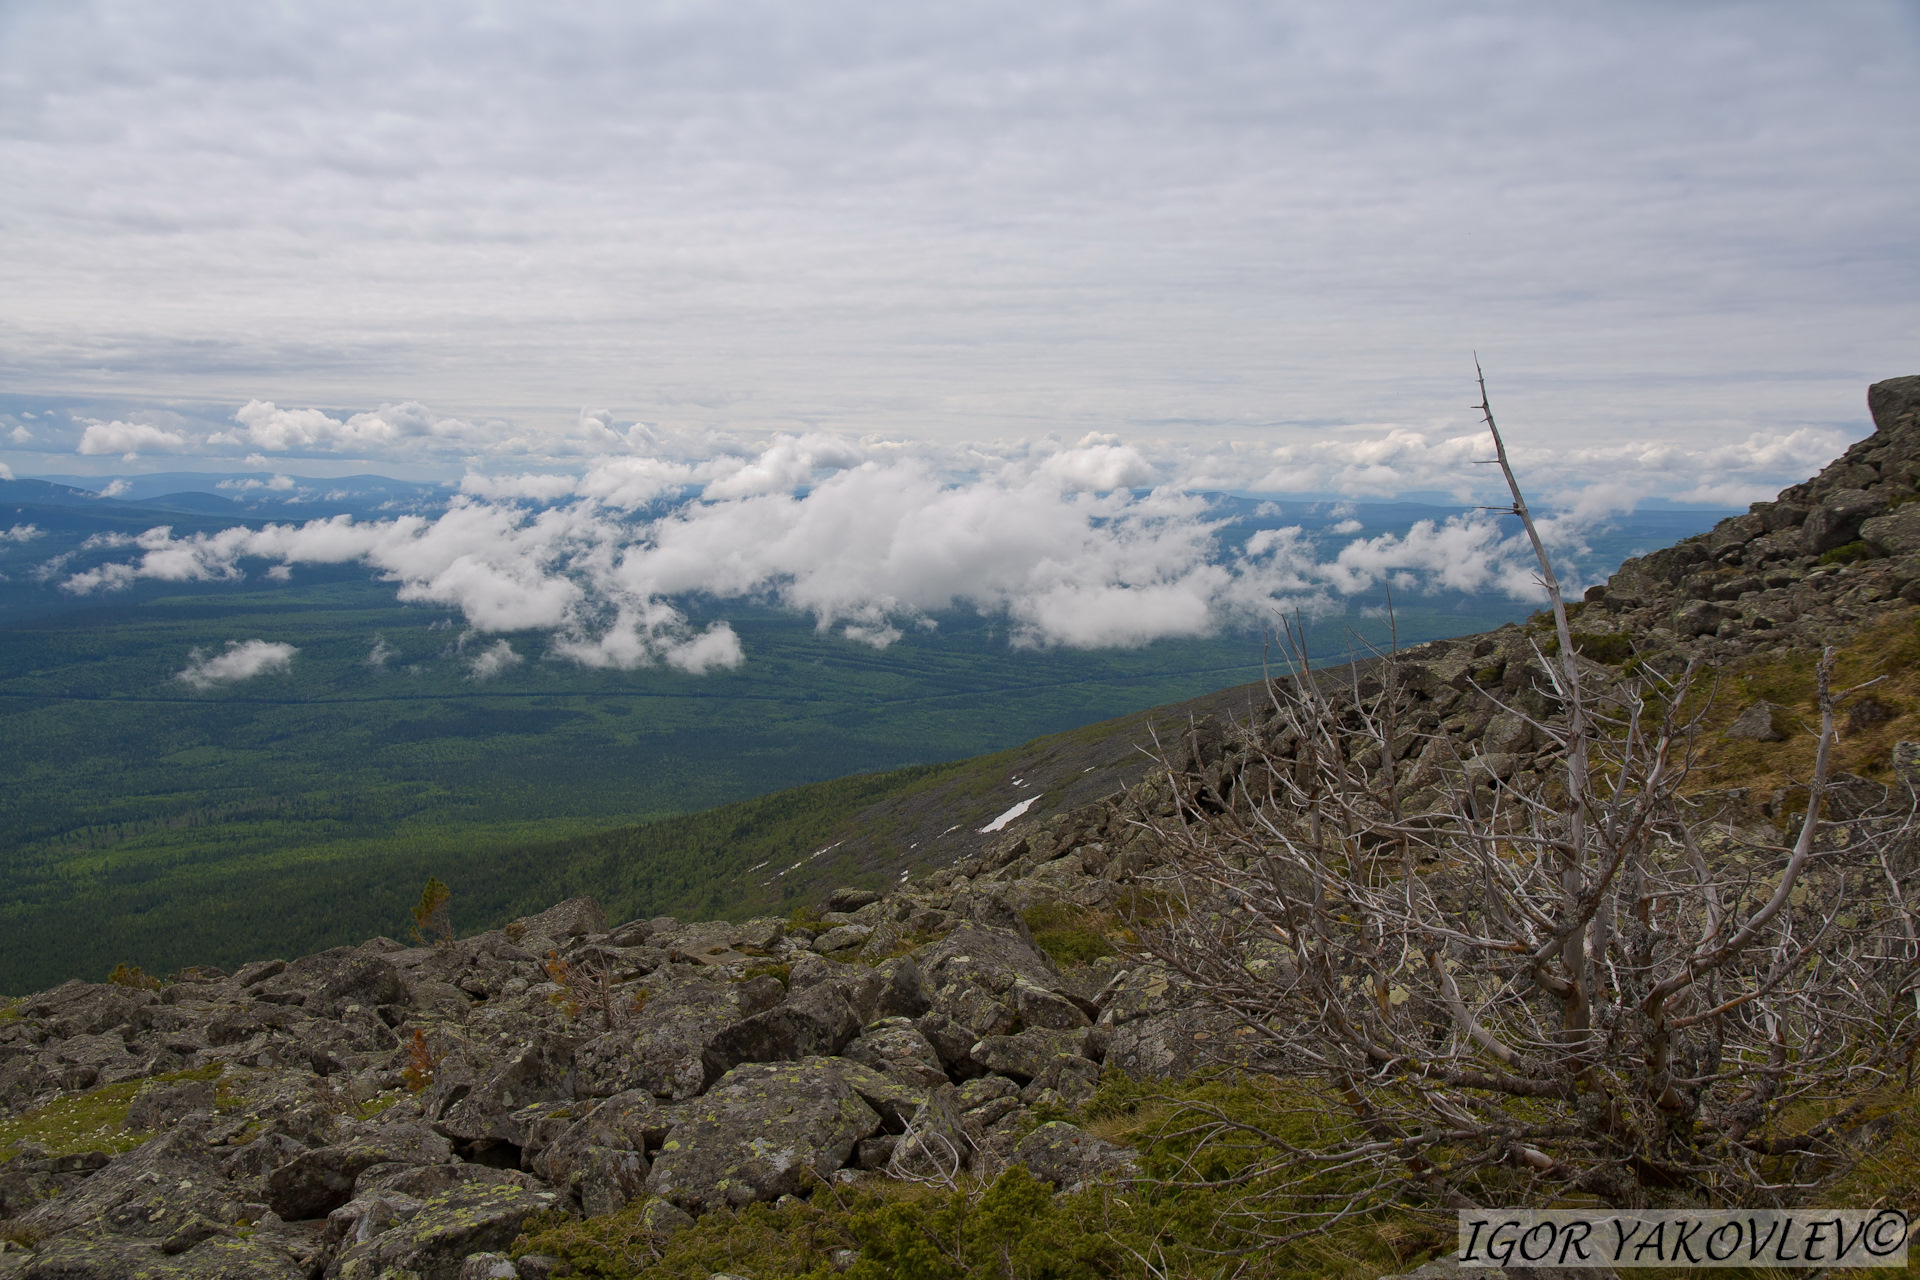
[2,375,1917,1280]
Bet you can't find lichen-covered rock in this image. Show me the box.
[14,1124,238,1244]
[1861,502,1920,556]
[698,981,861,1084]
[511,896,608,952]
[1725,700,1787,742]
[530,1089,663,1215]
[257,948,408,1019]
[266,1121,454,1221]
[841,1017,948,1088]
[583,974,782,1101]
[1102,1008,1242,1080]
[14,1232,309,1278]
[969,1027,1091,1082]
[324,1181,557,1280]
[643,1057,886,1214]
[888,1082,971,1179]
[1012,1121,1137,1189]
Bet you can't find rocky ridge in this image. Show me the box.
[2,376,1918,1280]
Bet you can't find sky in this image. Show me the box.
[2,2,1916,665]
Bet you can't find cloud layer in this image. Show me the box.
[59,435,1649,671]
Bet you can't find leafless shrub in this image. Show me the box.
[1127,369,1920,1213]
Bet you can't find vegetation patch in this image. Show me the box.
[1020,902,1118,968]
[0,1064,225,1163]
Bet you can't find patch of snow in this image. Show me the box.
[979,795,1041,834]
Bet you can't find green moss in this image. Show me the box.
[0,1064,224,1163]
[0,997,20,1023]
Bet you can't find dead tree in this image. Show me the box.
[1127,370,1920,1218]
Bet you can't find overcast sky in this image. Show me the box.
[2,0,1916,501]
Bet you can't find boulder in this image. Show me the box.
[841,1018,949,1089]
[323,1180,557,1279]
[1801,488,1887,555]
[126,1078,216,1132]
[13,1125,241,1245]
[431,1031,582,1151]
[1103,1008,1242,1079]
[1013,1121,1137,1189]
[888,1083,972,1179]
[511,896,608,951]
[266,1122,454,1221]
[970,1027,1092,1082]
[530,1089,665,1216]
[643,1058,886,1214]
[699,982,862,1085]
[1860,503,1920,557]
[576,973,782,1101]
[13,1233,308,1278]
[257,948,407,1018]
[1725,701,1787,743]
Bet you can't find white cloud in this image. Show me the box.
[218,474,296,491]
[176,640,298,689]
[98,479,131,497]
[77,420,188,458]
[56,431,1616,668]
[0,462,11,480]
[464,638,522,680]
[368,635,396,668]
[211,400,502,455]
[7,427,29,444]
[4,524,42,542]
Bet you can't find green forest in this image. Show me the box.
[0,489,1728,992]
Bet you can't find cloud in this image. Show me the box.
[56,432,1617,669]
[176,640,298,689]
[218,474,296,491]
[77,420,188,458]
[4,524,42,542]
[98,479,131,497]
[210,401,502,455]
[464,638,522,681]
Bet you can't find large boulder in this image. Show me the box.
[698,982,861,1084]
[915,924,1064,1040]
[267,1122,454,1221]
[1103,1008,1243,1080]
[429,1031,582,1153]
[969,1027,1092,1082]
[575,973,783,1101]
[530,1089,666,1216]
[1800,488,1887,555]
[13,1124,239,1244]
[13,1233,309,1278]
[323,1180,558,1280]
[512,896,608,952]
[1861,503,1920,557]
[841,1017,949,1088]
[643,1058,887,1214]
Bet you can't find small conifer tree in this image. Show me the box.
[410,876,454,947]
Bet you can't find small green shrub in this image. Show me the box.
[1819,539,1883,566]
[1571,631,1634,664]
[105,963,161,991]
[738,962,792,988]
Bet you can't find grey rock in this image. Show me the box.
[266,1122,454,1220]
[1013,1121,1137,1188]
[432,1031,581,1148]
[841,1017,949,1088]
[1860,502,1920,556]
[126,1078,216,1132]
[888,1083,972,1179]
[970,1027,1090,1081]
[511,896,608,951]
[460,1255,521,1280]
[826,888,881,912]
[531,1089,663,1215]
[1020,1054,1102,1106]
[15,1233,308,1278]
[813,925,873,954]
[584,973,782,1101]
[699,981,861,1085]
[1801,488,1887,554]
[323,1181,557,1280]
[643,1057,885,1214]
[1103,1008,1242,1079]
[1725,700,1787,742]
[638,1196,696,1240]
[14,1126,238,1243]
